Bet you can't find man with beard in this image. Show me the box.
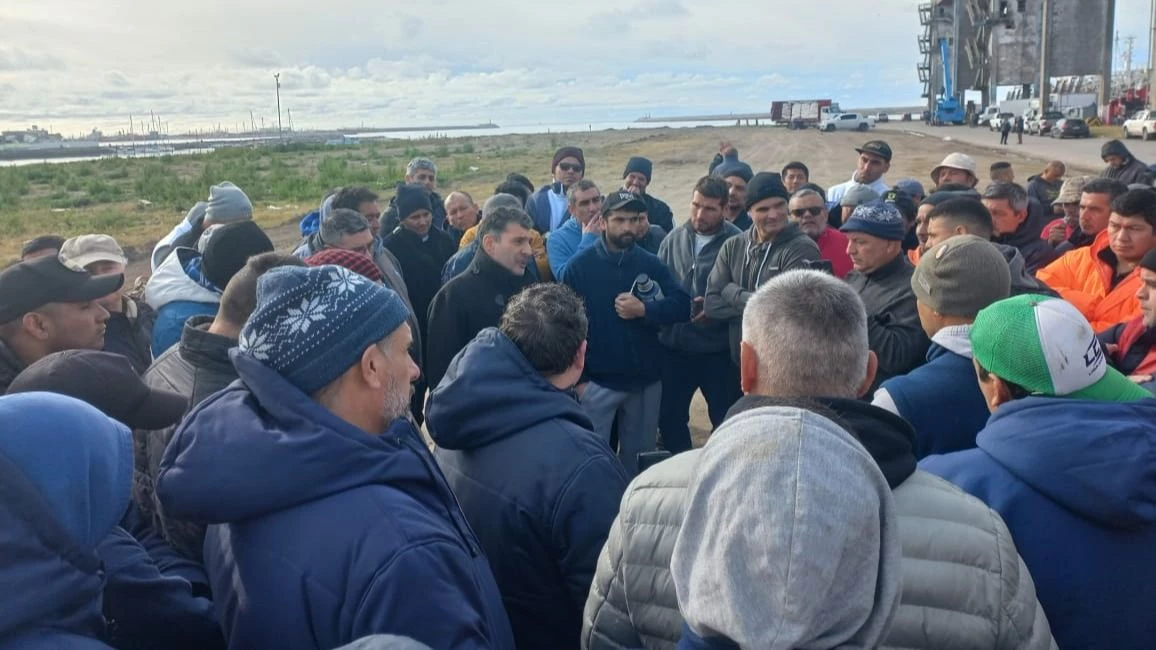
[789,188,852,278]
[528,146,585,234]
[563,191,691,476]
[380,159,448,233]
[155,265,514,650]
[706,172,820,366]
[711,155,754,231]
[425,206,536,389]
[826,140,893,210]
[622,156,674,234]
[656,176,744,453]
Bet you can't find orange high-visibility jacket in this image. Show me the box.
[1036,230,1142,332]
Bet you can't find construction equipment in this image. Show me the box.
[933,37,967,125]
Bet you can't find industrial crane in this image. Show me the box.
[933,37,966,125]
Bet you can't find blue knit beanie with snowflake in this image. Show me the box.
[239,265,411,395]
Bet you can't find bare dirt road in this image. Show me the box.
[131,123,1096,446]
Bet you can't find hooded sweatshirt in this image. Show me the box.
[584,394,1054,650]
[0,393,131,650]
[704,223,820,364]
[427,328,628,650]
[658,220,744,354]
[994,243,1058,298]
[144,248,221,356]
[995,208,1060,273]
[155,351,515,650]
[921,396,1156,650]
[670,404,902,650]
[1100,140,1155,186]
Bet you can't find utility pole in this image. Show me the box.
[1150,0,1156,107]
[274,73,283,142]
[1100,0,1117,121]
[287,108,293,133]
[1039,0,1051,112]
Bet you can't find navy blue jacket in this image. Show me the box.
[921,396,1156,650]
[527,183,566,234]
[563,239,692,391]
[427,329,629,649]
[155,351,515,650]
[96,527,224,650]
[0,451,113,650]
[877,342,989,458]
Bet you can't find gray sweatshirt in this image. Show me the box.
[658,221,743,354]
[704,224,820,364]
[670,405,902,649]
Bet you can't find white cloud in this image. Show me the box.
[0,0,951,134]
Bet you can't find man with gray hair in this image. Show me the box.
[380,158,448,233]
[547,180,604,279]
[294,208,375,259]
[982,182,1059,272]
[426,206,536,389]
[583,269,1055,650]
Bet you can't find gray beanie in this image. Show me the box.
[840,183,880,208]
[204,182,253,225]
[483,193,524,218]
[911,234,1011,317]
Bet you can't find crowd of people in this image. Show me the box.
[2,134,1156,650]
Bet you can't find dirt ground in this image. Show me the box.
[125,123,1076,446]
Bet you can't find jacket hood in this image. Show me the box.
[144,247,221,311]
[998,202,1054,249]
[1102,139,1134,162]
[156,351,459,525]
[427,328,591,450]
[727,394,917,488]
[994,243,1057,297]
[671,404,902,650]
[0,393,132,640]
[979,395,1156,529]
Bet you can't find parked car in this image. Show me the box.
[989,112,1015,131]
[977,107,1000,127]
[1123,110,1156,140]
[1029,111,1065,135]
[1052,118,1090,139]
[876,112,890,123]
[819,112,874,132]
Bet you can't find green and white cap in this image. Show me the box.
[970,294,1152,402]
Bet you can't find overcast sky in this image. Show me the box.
[0,0,1151,136]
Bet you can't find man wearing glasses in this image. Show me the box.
[547,179,604,279]
[563,191,691,476]
[529,146,585,234]
[790,187,853,278]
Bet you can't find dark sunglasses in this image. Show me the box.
[790,207,824,217]
[558,163,584,172]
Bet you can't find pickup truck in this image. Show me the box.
[1029,111,1065,135]
[819,112,874,132]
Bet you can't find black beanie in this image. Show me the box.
[1142,249,1156,273]
[201,221,274,290]
[623,156,653,182]
[744,172,790,210]
[552,146,585,172]
[395,183,432,221]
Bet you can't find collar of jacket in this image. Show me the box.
[745,221,804,254]
[468,247,531,293]
[178,315,236,376]
[865,252,909,279]
[725,394,916,488]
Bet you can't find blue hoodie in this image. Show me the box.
[562,239,692,391]
[0,393,130,650]
[155,351,514,650]
[427,329,628,650]
[921,396,1156,650]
